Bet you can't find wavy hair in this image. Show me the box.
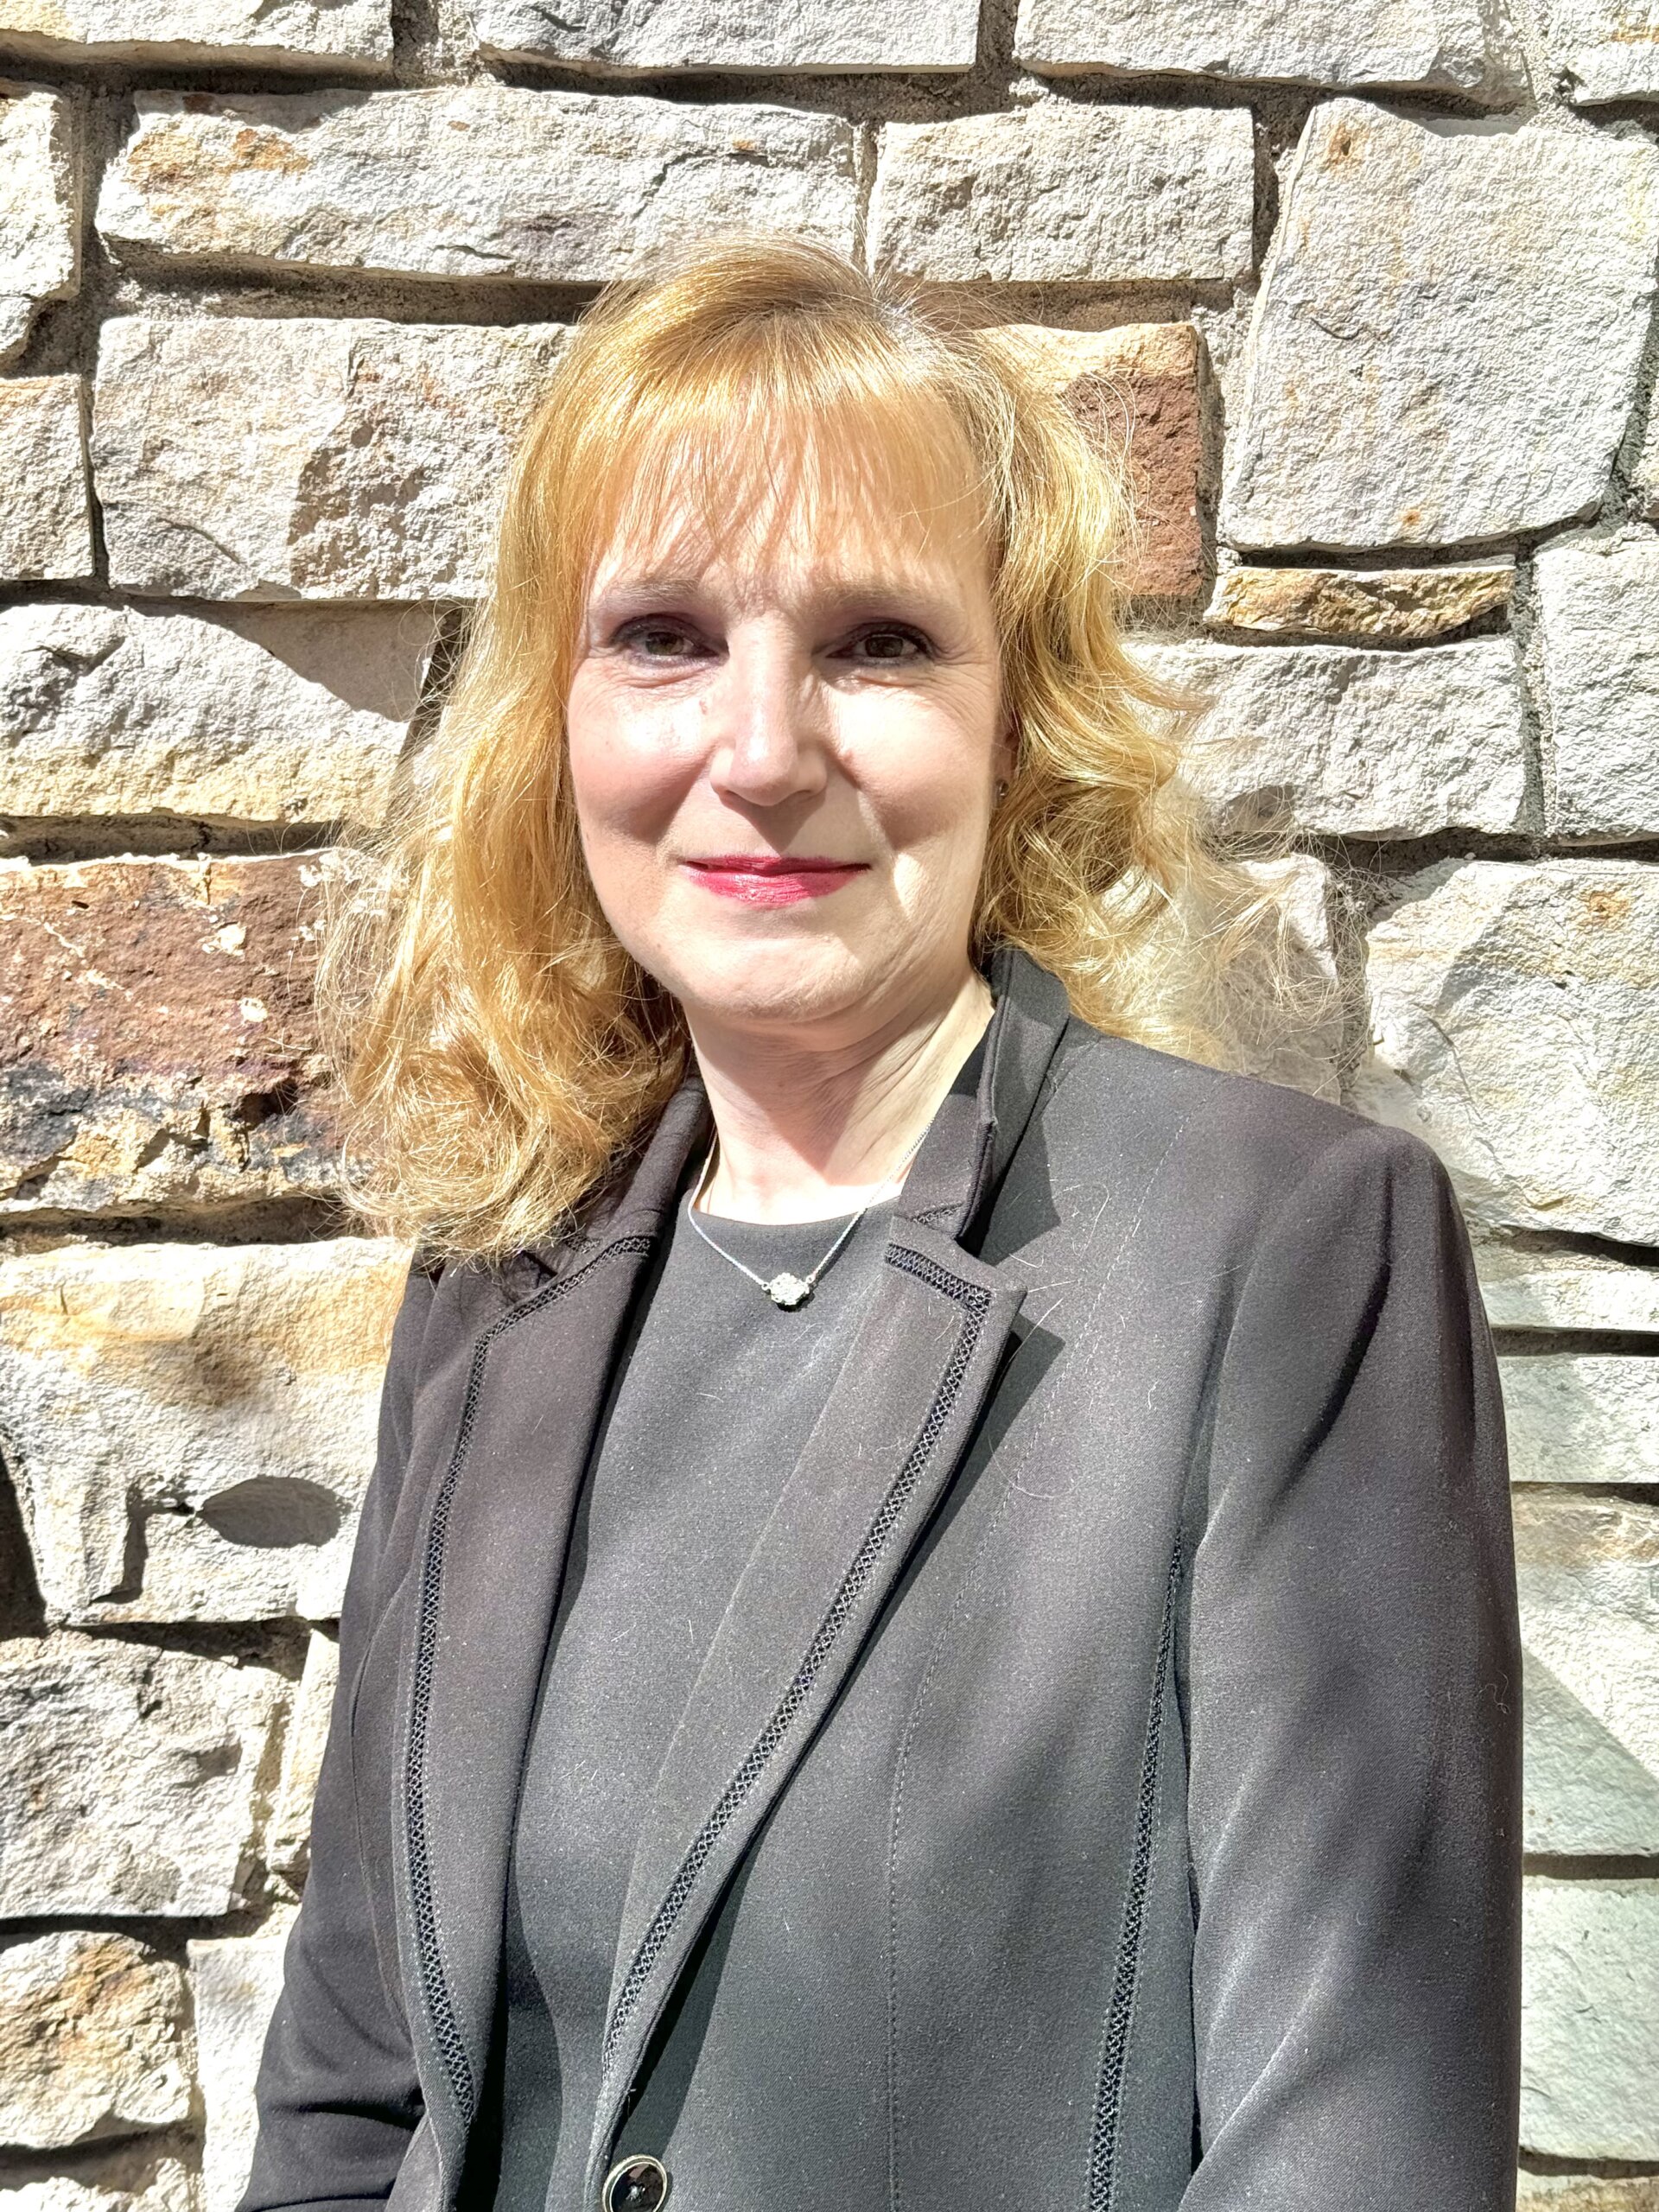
[320,237,1316,1262]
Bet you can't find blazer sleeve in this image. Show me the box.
[238,1255,440,2212]
[1179,1122,1522,2211]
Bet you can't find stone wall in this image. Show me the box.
[0,2,1656,2205]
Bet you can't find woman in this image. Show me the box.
[244,240,1521,2212]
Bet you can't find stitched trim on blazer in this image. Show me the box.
[601,1245,992,2081]
[404,1236,654,2128]
[1087,1537,1184,2211]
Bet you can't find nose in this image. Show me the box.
[704,621,828,808]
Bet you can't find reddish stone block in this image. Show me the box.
[1000,321,1210,600]
[0,854,337,1217]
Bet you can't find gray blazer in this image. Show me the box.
[243,946,1521,2212]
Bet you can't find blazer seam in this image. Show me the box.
[1086,1536,1184,2212]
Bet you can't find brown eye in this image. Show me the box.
[847,625,928,664]
[615,618,706,661]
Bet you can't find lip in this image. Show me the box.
[681,855,869,907]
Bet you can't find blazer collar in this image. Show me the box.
[397,948,1071,2199]
[895,942,1073,1243]
[513,941,1074,1287]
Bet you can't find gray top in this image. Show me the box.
[488,1178,893,2212]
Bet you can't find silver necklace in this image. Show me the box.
[685,1128,925,1310]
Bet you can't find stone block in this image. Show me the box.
[1519,2179,1659,2211]
[0,1933,189,2150]
[0,1,391,68]
[268,1629,338,1886]
[1503,1357,1659,1487]
[0,376,92,582]
[0,2155,195,2212]
[868,102,1255,285]
[1014,0,1527,99]
[1221,102,1659,551]
[0,1635,287,1916]
[995,324,1207,599]
[188,1929,291,2212]
[464,0,980,70]
[1130,633,1525,838]
[97,87,858,285]
[93,316,565,605]
[1536,531,1659,842]
[1356,861,1659,1246]
[0,601,431,830]
[1546,0,1659,105]
[1522,1876,1659,2159]
[0,1238,407,1626]
[0,84,79,370]
[1516,1495,1659,1857]
[1205,560,1513,644]
[0,854,339,1220]
[1478,1244,1659,1334]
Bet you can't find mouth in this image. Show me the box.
[681,855,870,907]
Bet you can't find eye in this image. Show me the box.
[842,624,931,665]
[613,616,710,662]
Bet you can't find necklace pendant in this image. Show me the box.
[766,1271,813,1310]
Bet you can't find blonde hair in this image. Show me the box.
[321,238,1309,1264]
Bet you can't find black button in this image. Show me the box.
[601,2155,670,2212]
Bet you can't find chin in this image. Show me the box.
[652,934,885,1033]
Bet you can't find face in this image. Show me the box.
[563,454,1011,1050]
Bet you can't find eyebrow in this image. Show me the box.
[587,567,969,613]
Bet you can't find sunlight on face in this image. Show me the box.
[563,451,1010,1048]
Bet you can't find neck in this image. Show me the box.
[685,967,993,1224]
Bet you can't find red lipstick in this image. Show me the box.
[682,854,868,907]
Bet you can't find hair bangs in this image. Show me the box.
[565,312,1001,595]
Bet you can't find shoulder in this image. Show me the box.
[380,1243,524,1426]
[1029,1030,1486,1428]
[1034,1019,1454,1245]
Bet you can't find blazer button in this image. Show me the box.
[601,2154,671,2212]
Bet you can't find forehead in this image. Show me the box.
[585,385,995,599]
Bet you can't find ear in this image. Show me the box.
[992,711,1018,789]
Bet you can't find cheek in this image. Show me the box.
[842,682,1001,867]
[563,668,700,855]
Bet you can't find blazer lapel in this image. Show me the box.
[391,1084,709,2171]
